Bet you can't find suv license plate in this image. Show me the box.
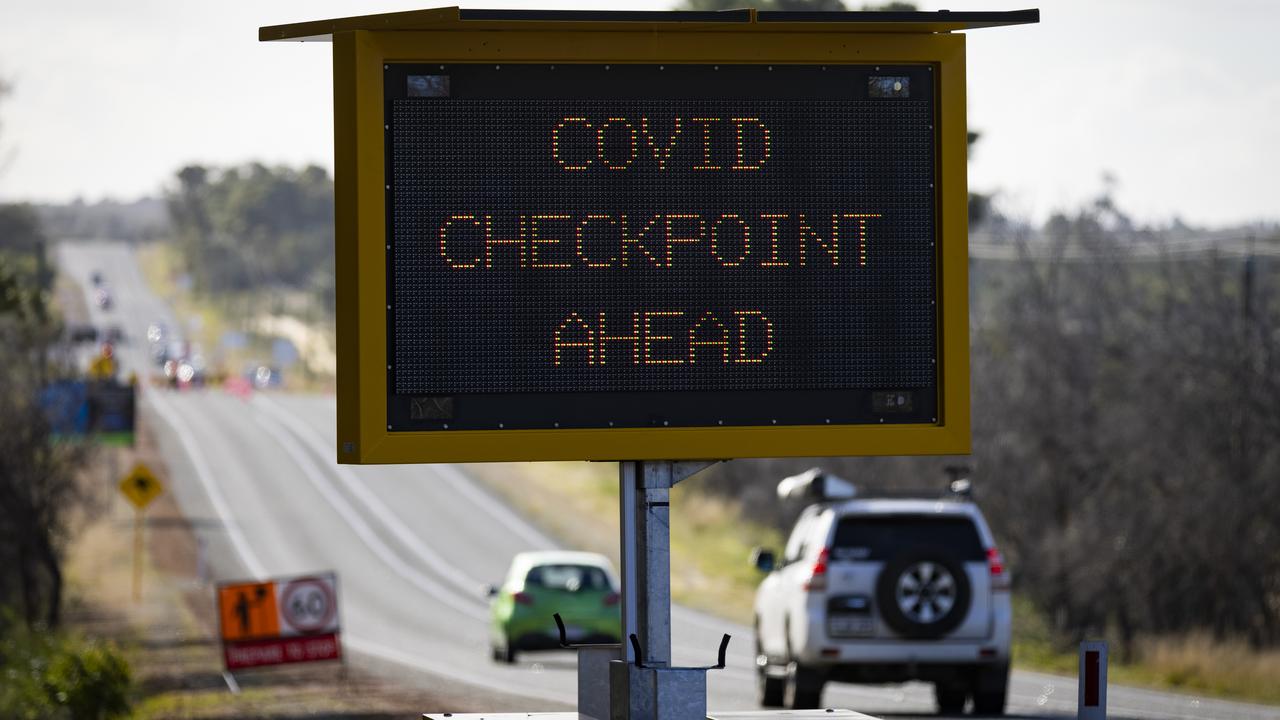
[828,615,874,637]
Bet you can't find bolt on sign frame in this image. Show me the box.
[261,7,1039,465]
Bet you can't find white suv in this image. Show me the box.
[751,469,1011,715]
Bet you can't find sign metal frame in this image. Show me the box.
[329,18,971,463]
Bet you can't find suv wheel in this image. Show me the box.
[783,661,823,709]
[755,629,785,708]
[876,548,971,639]
[933,681,967,715]
[972,663,1009,715]
[757,665,785,708]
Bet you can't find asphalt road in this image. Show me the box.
[57,240,1280,720]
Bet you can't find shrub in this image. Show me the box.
[0,623,131,719]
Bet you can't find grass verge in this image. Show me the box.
[1012,594,1280,704]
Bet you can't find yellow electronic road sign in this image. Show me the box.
[261,8,1038,464]
[119,462,163,510]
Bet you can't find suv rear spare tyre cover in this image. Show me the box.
[876,547,971,639]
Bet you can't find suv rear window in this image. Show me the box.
[832,516,985,562]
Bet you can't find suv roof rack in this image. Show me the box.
[779,466,976,505]
[848,479,974,502]
[777,468,857,502]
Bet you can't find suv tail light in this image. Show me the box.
[987,547,1010,591]
[803,548,830,592]
[513,591,535,606]
[603,592,620,607]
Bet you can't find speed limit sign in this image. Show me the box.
[280,577,338,635]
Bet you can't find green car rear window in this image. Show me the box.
[525,564,613,592]
[832,516,985,562]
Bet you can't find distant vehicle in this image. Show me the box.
[752,469,1011,714]
[104,325,126,344]
[164,351,206,389]
[147,323,169,365]
[159,338,190,368]
[67,324,98,344]
[249,364,282,390]
[90,271,103,286]
[176,361,201,387]
[487,551,621,664]
[146,322,167,345]
[92,287,112,310]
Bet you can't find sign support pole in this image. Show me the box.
[615,460,716,718]
[619,461,640,662]
[132,508,144,603]
[620,461,676,667]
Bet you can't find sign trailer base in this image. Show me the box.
[424,712,880,720]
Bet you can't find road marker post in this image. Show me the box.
[118,462,164,602]
[1078,640,1108,719]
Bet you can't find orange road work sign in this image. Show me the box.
[217,581,280,641]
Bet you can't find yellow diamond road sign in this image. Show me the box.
[119,462,163,510]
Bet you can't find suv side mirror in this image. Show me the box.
[751,547,776,573]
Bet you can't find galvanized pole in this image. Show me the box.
[618,461,640,663]
[132,508,144,602]
[636,461,673,667]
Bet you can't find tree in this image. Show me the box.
[0,71,95,631]
[0,309,91,628]
[0,243,89,632]
[166,163,334,301]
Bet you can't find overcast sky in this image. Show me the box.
[0,0,1275,227]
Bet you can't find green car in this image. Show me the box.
[488,551,621,663]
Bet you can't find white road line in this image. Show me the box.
[146,385,570,707]
[254,395,490,600]
[269,395,556,551]
[251,407,488,622]
[260,395,767,662]
[431,463,559,551]
[257,395,760,671]
[145,388,268,579]
[344,635,574,707]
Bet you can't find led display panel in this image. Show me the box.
[385,63,938,432]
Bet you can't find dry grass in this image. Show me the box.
[1134,633,1280,704]
[1012,596,1280,706]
